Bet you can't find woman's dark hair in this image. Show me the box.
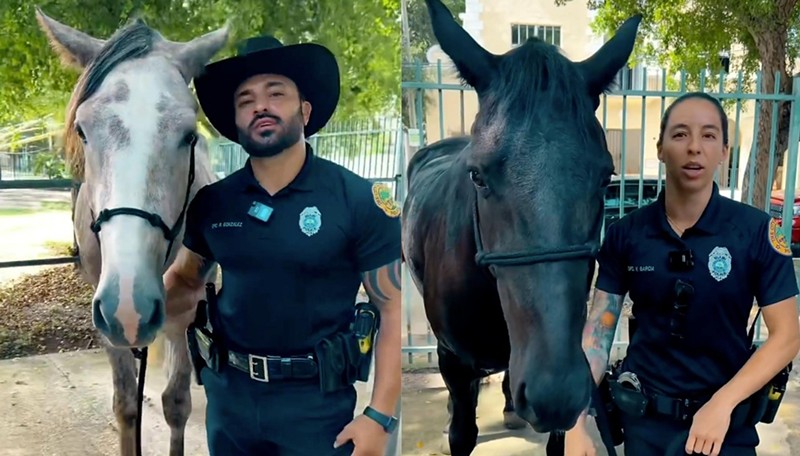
[657,92,728,146]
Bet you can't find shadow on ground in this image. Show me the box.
[401,369,800,455]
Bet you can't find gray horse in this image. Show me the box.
[36,9,227,456]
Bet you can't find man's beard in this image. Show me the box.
[237,108,305,158]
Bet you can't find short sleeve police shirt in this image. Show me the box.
[595,183,798,398]
[182,144,401,355]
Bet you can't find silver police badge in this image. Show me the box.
[708,246,732,282]
[299,206,322,237]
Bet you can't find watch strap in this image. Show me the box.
[363,406,397,433]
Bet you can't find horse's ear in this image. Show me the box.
[577,14,642,96]
[425,0,496,93]
[34,6,106,70]
[166,24,230,84]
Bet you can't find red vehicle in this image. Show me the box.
[769,189,800,246]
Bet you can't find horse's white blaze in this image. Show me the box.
[95,68,165,273]
[115,273,141,344]
[88,63,179,340]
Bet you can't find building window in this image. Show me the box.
[511,24,561,47]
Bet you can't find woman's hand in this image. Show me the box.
[564,414,596,456]
[685,397,735,456]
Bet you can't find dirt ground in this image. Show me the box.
[0,188,95,359]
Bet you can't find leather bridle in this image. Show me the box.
[471,196,601,267]
[86,133,197,456]
[89,134,197,264]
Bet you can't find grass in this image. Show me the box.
[0,200,70,217]
[43,240,74,256]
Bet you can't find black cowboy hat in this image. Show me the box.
[194,35,340,143]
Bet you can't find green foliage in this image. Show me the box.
[32,150,68,179]
[402,0,464,65]
[0,0,400,126]
[561,0,800,93]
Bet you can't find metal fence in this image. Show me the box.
[208,117,405,198]
[0,117,404,269]
[400,60,800,364]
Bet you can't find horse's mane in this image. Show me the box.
[485,38,596,145]
[63,19,157,181]
[407,136,467,183]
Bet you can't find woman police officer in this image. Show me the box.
[565,92,800,455]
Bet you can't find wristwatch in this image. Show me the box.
[363,406,398,433]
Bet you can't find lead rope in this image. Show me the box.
[132,347,148,456]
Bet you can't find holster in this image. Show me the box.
[314,301,381,393]
[608,369,649,418]
[186,301,207,385]
[186,282,225,385]
[746,360,791,425]
[351,301,380,381]
[747,314,793,425]
[597,363,625,446]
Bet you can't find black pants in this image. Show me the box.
[621,412,759,456]
[201,367,357,456]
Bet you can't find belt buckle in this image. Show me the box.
[248,354,270,382]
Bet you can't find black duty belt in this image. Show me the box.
[647,390,755,427]
[195,330,319,383]
[648,392,705,421]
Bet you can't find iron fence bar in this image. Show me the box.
[0,256,79,268]
[0,179,73,189]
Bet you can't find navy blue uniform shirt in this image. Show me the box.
[182,143,401,355]
[596,182,798,398]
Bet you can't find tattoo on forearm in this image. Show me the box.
[361,259,401,307]
[583,290,623,381]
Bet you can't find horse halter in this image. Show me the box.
[89,134,198,264]
[471,197,601,267]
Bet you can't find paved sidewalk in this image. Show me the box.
[0,349,380,456]
[401,367,800,455]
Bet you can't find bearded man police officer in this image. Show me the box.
[163,35,402,456]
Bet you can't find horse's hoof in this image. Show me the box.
[503,410,528,430]
[439,432,451,455]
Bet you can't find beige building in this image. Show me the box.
[412,0,797,197]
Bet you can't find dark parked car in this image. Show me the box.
[603,175,661,234]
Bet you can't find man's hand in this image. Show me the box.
[164,247,215,317]
[685,397,734,456]
[334,414,388,456]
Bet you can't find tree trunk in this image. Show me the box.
[740,28,792,211]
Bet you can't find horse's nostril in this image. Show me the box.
[148,299,164,326]
[92,298,109,332]
[515,381,528,410]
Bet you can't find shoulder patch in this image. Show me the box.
[768,218,792,256]
[371,182,400,218]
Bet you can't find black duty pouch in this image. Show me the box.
[597,366,625,446]
[609,372,649,417]
[314,333,360,393]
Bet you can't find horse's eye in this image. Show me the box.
[469,169,487,188]
[75,124,87,144]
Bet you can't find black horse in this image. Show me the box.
[401,1,641,454]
